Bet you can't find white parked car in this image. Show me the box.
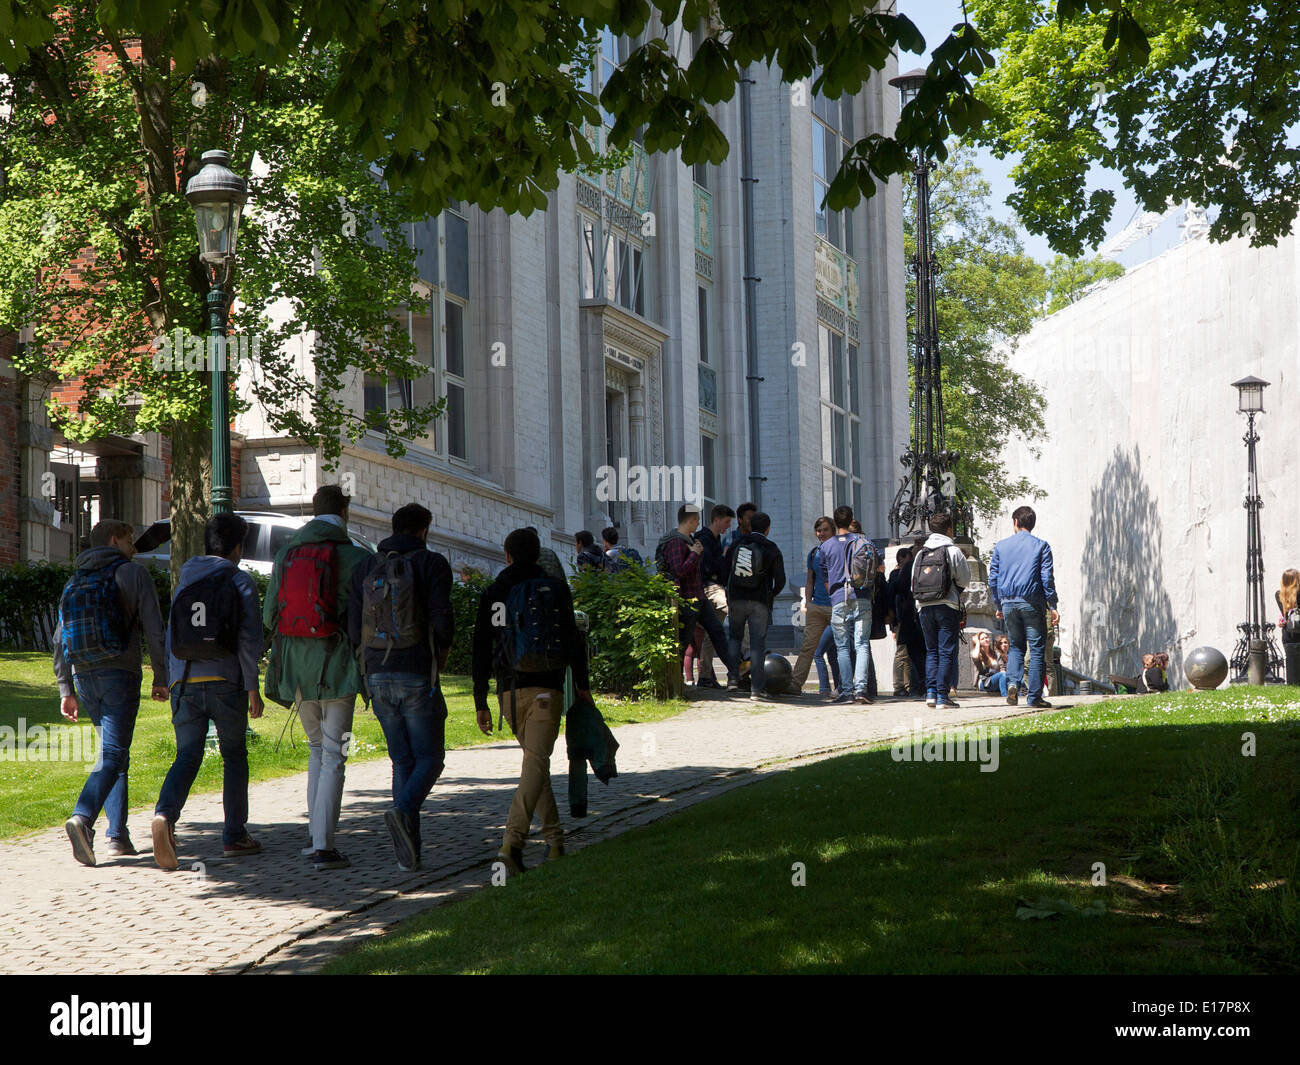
[133,511,377,577]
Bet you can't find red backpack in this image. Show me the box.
[276,542,340,637]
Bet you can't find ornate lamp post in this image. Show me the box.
[886,68,973,542]
[185,150,247,515]
[1230,375,1281,682]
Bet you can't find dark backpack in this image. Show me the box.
[360,549,425,667]
[276,542,340,637]
[912,545,953,604]
[170,570,242,661]
[501,577,571,674]
[654,532,688,578]
[59,557,130,667]
[605,545,643,574]
[844,535,878,593]
[728,536,768,593]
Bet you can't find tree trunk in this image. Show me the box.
[169,416,209,588]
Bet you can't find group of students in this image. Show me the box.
[54,485,588,878]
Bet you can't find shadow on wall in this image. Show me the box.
[1073,444,1182,685]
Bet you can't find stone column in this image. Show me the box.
[628,377,647,539]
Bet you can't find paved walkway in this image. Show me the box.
[0,688,1108,974]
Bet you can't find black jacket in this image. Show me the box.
[472,562,590,705]
[347,533,454,679]
[696,526,727,586]
[891,559,920,630]
[576,546,605,572]
[723,532,786,609]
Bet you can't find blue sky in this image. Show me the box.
[897,0,1183,267]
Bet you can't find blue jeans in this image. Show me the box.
[72,669,139,840]
[831,598,872,696]
[919,605,962,702]
[370,673,447,855]
[155,679,249,845]
[814,622,841,694]
[1003,599,1048,700]
[729,599,771,694]
[979,671,1010,697]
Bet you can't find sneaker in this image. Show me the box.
[106,835,137,857]
[925,692,937,707]
[1028,697,1054,709]
[223,835,262,858]
[725,679,740,693]
[938,698,961,709]
[831,691,855,704]
[697,676,723,690]
[300,844,316,856]
[65,815,96,867]
[1006,684,1019,706]
[312,849,351,870]
[151,815,178,871]
[496,846,526,876]
[384,807,417,871]
[855,694,874,705]
[397,858,422,872]
[893,689,907,698]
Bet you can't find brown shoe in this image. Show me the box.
[106,834,137,857]
[223,834,262,858]
[496,846,526,876]
[151,814,178,871]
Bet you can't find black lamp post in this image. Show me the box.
[1230,374,1281,682]
[886,68,973,542]
[185,150,247,516]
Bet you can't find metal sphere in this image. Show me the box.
[1184,646,1229,690]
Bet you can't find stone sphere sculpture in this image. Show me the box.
[1184,646,1228,690]
[763,653,793,690]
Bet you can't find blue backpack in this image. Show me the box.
[60,558,131,667]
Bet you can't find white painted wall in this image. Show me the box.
[980,231,1300,685]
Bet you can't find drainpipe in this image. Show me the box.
[739,66,763,510]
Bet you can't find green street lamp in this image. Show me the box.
[185,149,247,515]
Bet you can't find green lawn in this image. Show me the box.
[0,651,688,839]
[326,687,1300,975]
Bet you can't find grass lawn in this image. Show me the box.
[326,687,1300,975]
[0,651,688,839]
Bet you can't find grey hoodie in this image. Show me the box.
[167,555,263,692]
[53,546,168,697]
[916,533,972,613]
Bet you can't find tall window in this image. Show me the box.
[579,212,649,315]
[819,325,862,518]
[812,74,856,258]
[697,286,710,364]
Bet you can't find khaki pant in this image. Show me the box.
[699,583,730,677]
[892,639,911,693]
[791,603,833,691]
[500,686,563,850]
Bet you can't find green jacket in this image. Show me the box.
[262,519,372,704]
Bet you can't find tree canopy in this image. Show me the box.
[969,0,1300,255]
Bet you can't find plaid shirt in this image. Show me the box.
[664,534,703,602]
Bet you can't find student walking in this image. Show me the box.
[988,505,1058,709]
[152,513,265,870]
[790,516,837,696]
[913,512,971,709]
[821,506,879,704]
[574,531,605,572]
[263,485,371,870]
[601,526,643,573]
[657,504,738,687]
[725,512,786,700]
[348,503,454,871]
[694,503,734,689]
[55,520,169,866]
[472,527,590,875]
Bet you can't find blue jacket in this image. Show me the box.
[988,530,1058,610]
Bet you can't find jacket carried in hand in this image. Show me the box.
[566,694,619,818]
[262,518,372,705]
[347,532,454,683]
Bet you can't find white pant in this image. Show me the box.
[295,690,356,851]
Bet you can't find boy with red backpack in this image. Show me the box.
[55,519,169,866]
[471,527,589,876]
[263,485,371,870]
[347,503,454,872]
[152,512,265,870]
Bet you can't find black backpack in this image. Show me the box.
[911,545,953,604]
[495,576,572,730]
[171,570,242,661]
[728,536,768,594]
[654,532,689,578]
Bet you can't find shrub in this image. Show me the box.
[446,570,491,675]
[0,561,73,649]
[571,564,683,698]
